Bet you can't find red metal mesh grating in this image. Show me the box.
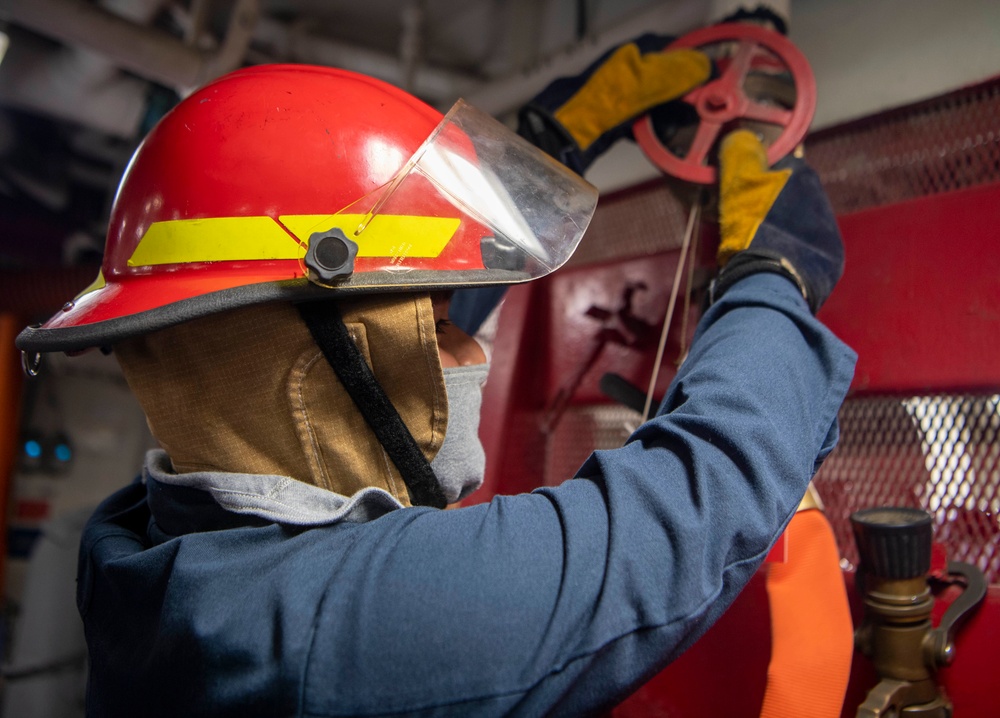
[540,396,1000,584]
[542,405,641,487]
[804,78,1000,214]
[568,181,690,267]
[527,77,1000,582]
[814,394,1000,583]
[570,74,1000,269]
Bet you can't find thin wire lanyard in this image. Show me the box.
[641,192,703,422]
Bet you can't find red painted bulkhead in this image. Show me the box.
[473,78,1000,715]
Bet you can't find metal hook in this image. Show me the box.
[21,350,41,378]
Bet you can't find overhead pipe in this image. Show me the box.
[399,0,425,94]
[0,0,259,95]
[466,0,709,117]
[708,0,790,26]
[466,0,790,119]
[0,0,168,139]
[490,0,547,76]
[0,36,148,139]
[250,16,479,105]
[250,2,713,115]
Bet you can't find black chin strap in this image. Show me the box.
[297,302,447,509]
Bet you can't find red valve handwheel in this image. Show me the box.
[633,23,817,185]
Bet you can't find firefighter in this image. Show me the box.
[16,57,854,716]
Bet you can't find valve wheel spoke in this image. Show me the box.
[632,23,816,184]
[686,119,723,165]
[743,101,793,126]
[721,40,758,87]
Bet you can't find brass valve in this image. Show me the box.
[851,507,986,718]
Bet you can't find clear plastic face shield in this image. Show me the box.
[294,100,599,290]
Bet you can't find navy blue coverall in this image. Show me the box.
[78,273,856,716]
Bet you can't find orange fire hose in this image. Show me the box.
[759,500,854,718]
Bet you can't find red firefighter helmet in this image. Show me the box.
[18,64,597,353]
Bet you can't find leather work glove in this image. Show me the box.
[711,130,844,313]
[518,34,711,174]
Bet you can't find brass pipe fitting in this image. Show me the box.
[850,507,984,718]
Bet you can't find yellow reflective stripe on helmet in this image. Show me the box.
[127,214,460,267]
[127,217,300,267]
[280,214,460,258]
[75,270,106,298]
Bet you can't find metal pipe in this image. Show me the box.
[708,0,790,24]
[0,36,147,138]
[0,0,258,93]
[252,16,478,104]
[467,0,794,119]
[200,0,259,91]
[0,0,168,137]
[1,0,203,89]
[466,0,710,117]
[399,0,425,94]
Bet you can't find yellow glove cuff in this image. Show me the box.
[718,130,791,266]
[554,45,711,151]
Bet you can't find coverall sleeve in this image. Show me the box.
[302,272,857,717]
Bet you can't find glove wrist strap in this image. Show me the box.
[517,104,585,174]
[710,251,812,311]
